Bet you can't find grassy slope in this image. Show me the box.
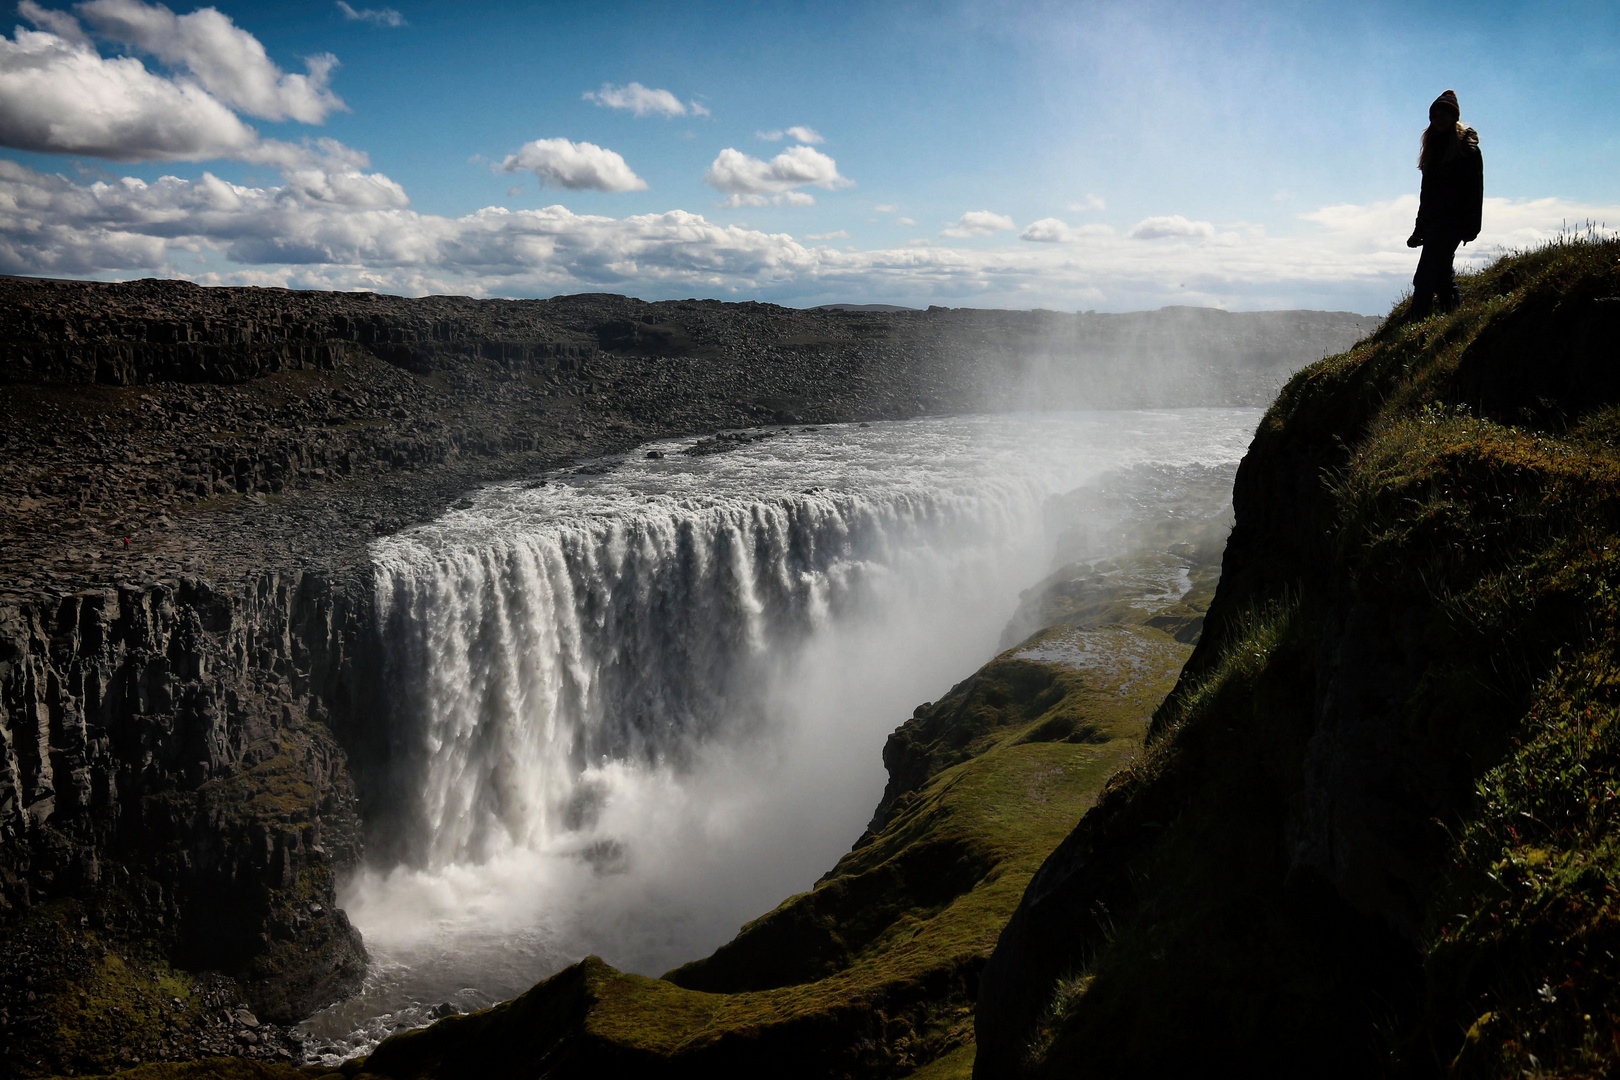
[1013,237,1620,1078]
[330,555,1216,1080]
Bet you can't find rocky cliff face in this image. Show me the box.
[975,238,1620,1078]
[0,569,374,1074]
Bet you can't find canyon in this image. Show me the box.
[1,274,1383,1077]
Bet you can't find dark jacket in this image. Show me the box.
[1414,126,1483,243]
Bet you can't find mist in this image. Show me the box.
[300,410,1258,1060]
[951,306,1380,412]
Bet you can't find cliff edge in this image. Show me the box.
[976,236,1620,1077]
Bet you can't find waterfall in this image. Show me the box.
[371,475,1045,870]
[308,410,1260,1058]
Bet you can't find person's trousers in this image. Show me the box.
[1411,234,1462,317]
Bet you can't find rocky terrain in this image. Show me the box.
[0,273,1376,1077]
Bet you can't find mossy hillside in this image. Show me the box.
[339,551,1210,1079]
[991,236,1620,1078]
[1,899,225,1079]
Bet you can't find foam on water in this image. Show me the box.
[297,409,1258,1061]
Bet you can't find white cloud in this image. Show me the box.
[583,82,695,119]
[805,229,849,241]
[704,145,852,206]
[941,210,1015,238]
[1129,215,1217,240]
[500,138,647,193]
[895,217,916,226]
[18,0,88,44]
[0,1,356,165]
[1069,194,1105,213]
[1020,217,1114,243]
[336,2,406,27]
[873,203,897,213]
[0,23,258,160]
[718,191,816,208]
[77,0,343,123]
[1,153,1613,313]
[757,126,823,144]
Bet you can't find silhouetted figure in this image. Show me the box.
[1406,89,1483,319]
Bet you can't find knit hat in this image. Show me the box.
[1430,89,1460,116]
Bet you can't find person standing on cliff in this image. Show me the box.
[1405,89,1484,319]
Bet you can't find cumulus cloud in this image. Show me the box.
[76,0,344,123]
[704,145,851,207]
[1,1,348,164]
[336,2,406,27]
[583,81,701,119]
[1020,218,1114,243]
[1,152,1613,313]
[1129,215,1217,240]
[0,23,258,159]
[805,229,849,241]
[0,157,826,289]
[941,210,1015,238]
[18,0,88,43]
[500,138,648,193]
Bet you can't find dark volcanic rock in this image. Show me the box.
[0,571,371,1076]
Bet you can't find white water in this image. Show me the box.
[297,409,1258,1060]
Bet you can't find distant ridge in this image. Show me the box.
[811,302,921,312]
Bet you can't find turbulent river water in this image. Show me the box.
[297,408,1260,1060]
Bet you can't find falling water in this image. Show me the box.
[298,409,1258,1061]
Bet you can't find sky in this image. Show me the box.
[0,0,1616,313]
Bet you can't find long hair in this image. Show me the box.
[1419,119,1468,171]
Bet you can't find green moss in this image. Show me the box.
[1024,235,1620,1077]
[904,1042,975,1080]
[1,901,232,1079]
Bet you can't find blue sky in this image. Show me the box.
[0,0,1615,312]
